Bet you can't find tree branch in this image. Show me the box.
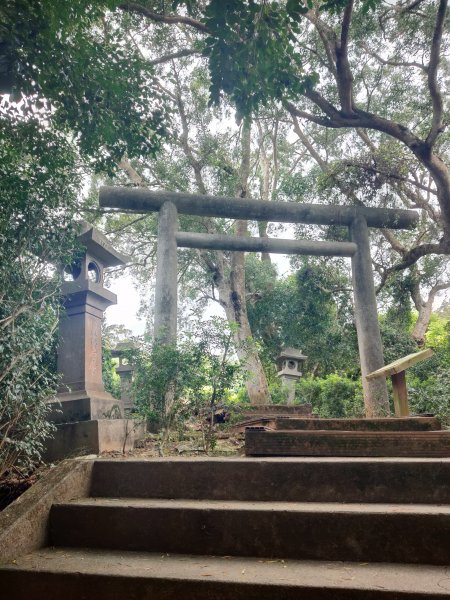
[118,155,147,186]
[118,2,208,33]
[344,160,438,196]
[335,0,355,114]
[376,240,449,291]
[148,48,200,66]
[426,0,447,146]
[304,10,338,78]
[285,100,339,128]
[360,43,426,71]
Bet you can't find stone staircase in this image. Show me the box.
[245,416,450,457]
[2,457,450,598]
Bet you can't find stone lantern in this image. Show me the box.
[276,347,307,404]
[112,343,135,411]
[45,222,137,460]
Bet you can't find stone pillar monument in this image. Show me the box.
[276,348,307,404]
[45,222,137,460]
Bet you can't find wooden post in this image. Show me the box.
[350,216,390,417]
[391,371,410,417]
[154,202,178,345]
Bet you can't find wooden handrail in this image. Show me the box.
[366,349,433,417]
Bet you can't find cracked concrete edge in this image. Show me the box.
[0,458,94,564]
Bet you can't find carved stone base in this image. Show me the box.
[44,419,144,461]
[47,392,124,424]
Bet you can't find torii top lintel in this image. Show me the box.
[100,186,418,230]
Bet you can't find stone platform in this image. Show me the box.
[47,393,123,424]
[239,403,312,418]
[245,416,450,457]
[271,416,441,431]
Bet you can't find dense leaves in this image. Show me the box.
[247,257,358,376]
[127,319,242,451]
[204,0,317,116]
[0,118,80,476]
[1,0,168,172]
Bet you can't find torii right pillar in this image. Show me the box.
[350,216,389,417]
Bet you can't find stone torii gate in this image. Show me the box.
[99,186,418,418]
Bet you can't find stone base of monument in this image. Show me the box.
[44,418,145,462]
[44,392,146,461]
[47,391,124,424]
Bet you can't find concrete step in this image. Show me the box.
[246,429,450,457]
[90,458,450,504]
[49,498,450,565]
[2,548,449,599]
[274,417,441,431]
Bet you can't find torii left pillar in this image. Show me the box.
[154,202,178,344]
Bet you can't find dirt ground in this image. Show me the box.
[103,428,245,459]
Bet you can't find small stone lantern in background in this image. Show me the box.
[112,343,135,412]
[276,347,307,404]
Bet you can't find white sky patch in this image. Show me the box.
[105,273,146,335]
[104,252,293,335]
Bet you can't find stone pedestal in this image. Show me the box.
[47,281,124,423]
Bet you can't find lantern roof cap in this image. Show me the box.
[77,221,127,268]
[277,347,307,361]
[111,341,137,357]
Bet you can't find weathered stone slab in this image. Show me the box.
[245,429,450,457]
[239,404,312,419]
[46,394,123,424]
[49,496,450,565]
[90,457,450,504]
[3,548,449,599]
[275,417,442,431]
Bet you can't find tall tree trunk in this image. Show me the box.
[221,118,271,404]
[410,279,450,345]
[216,277,271,404]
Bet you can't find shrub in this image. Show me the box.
[296,374,364,418]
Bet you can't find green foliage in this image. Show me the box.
[204,0,318,115]
[296,374,364,418]
[409,369,450,426]
[247,257,358,377]
[408,314,450,425]
[2,0,168,173]
[379,319,418,365]
[0,118,80,477]
[102,344,122,400]
[130,319,243,439]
